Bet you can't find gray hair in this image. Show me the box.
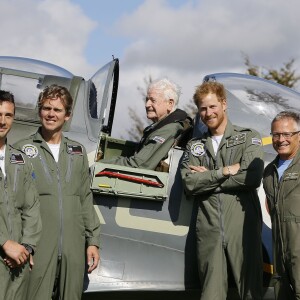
[147,78,181,110]
[271,111,300,130]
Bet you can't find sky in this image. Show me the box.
[1,0,300,138]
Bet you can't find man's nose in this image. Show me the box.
[0,115,5,124]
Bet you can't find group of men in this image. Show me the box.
[0,86,100,300]
[0,76,299,300]
[180,81,300,300]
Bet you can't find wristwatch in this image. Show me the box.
[23,243,34,255]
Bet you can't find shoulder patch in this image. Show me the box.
[67,144,83,155]
[226,133,246,148]
[22,144,39,158]
[152,136,165,144]
[10,153,25,164]
[191,142,205,157]
[252,137,262,146]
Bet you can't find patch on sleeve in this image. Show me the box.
[191,142,205,157]
[252,138,262,146]
[226,133,246,148]
[152,136,166,144]
[67,144,83,155]
[10,153,25,164]
[22,144,38,158]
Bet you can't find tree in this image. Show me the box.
[124,75,152,142]
[243,53,300,89]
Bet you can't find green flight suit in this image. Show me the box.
[0,144,41,300]
[181,121,264,300]
[263,150,300,299]
[102,109,191,170]
[15,130,100,300]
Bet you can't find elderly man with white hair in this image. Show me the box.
[102,77,192,170]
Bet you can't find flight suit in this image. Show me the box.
[102,109,191,170]
[15,130,100,300]
[0,144,41,300]
[263,150,300,300]
[181,121,264,300]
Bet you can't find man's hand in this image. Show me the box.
[2,240,29,267]
[223,163,240,176]
[190,165,208,173]
[86,245,100,273]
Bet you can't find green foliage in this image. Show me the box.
[243,54,300,89]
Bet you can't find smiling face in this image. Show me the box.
[198,93,228,135]
[145,88,174,123]
[271,118,300,160]
[39,97,70,136]
[0,101,15,145]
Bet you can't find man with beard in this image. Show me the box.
[181,81,264,299]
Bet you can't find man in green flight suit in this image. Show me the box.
[15,85,101,300]
[263,111,300,299]
[181,81,264,299]
[101,77,192,170]
[0,90,41,300]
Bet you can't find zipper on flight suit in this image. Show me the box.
[13,165,20,192]
[4,176,13,237]
[213,155,226,247]
[56,165,63,260]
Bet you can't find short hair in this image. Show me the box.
[271,111,300,130]
[193,81,226,107]
[38,84,73,116]
[0,90,15,113]
[147,78,181,109]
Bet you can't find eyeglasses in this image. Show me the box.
[270,131,300,140]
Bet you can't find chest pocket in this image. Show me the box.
[66,154,74,183]
[38,155,53,184]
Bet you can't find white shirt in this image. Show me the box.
[211,135,223,155]
[0,145,6,177]
[47,143,60,162]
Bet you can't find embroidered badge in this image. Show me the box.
[226,133,246,148]
[191,142,205,157]
[10,153,25,164]
[283,172,299,181]
[67,144,83,155]
[152,136,165,144]
[252,138,262,146]
[22,144,38,158]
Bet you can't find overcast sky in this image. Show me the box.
[1,0,299,138]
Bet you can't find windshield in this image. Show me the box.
[87,59,119,139]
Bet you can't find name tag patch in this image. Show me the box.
[283,172,299,181]
[227,133,246,148]
[10,153,25,164]
[152,136,165,144]
[67,145,83,155]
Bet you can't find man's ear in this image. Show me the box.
[168,99,174,111]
